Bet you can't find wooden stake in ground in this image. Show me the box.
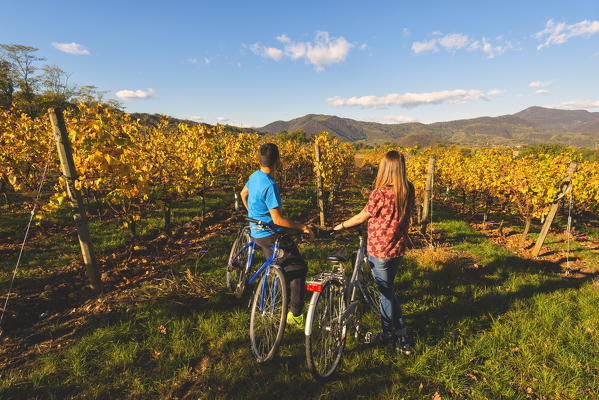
[48,108,103,292]
[234,187,240,212]
[420,155,436,234]
[314,142,325,227]
[531,162,577,257]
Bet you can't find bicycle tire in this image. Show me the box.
[305,279,346,381]
[249,266,288,363]
[227,227,251,298]
[359,257,381,315]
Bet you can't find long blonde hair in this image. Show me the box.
[374,150,409,221]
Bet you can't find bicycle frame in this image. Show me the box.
[232,239,256,272]
[305,233,368,335]
[242,240,280,314]
[346,234,367,303]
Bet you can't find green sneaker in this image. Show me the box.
[287,311,305,329]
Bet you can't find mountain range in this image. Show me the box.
[258,106,599,148]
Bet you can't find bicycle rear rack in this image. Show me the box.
[306,270,344,292]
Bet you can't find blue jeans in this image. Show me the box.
[367,255,406,336]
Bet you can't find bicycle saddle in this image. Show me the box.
[327,247,347,263]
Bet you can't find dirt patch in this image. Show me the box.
[470,220,599,278]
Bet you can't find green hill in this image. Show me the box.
[259,107,599,147]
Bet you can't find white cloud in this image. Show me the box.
[216,116,229,122]
[115,88,155,101]
[468,40,481,50]
[360,43,367,50]
[51,42,90,55]
[375,115,419,123]
[529,81,552,93]
[283,41,307,60]
[276,34,290,43]
[560,100,599,109]
[250,43,283,61]
[188,57,212,65]
[536,19,599,50]
[327,89,487,109]
[438,33,469,50]
[481,37,511,58]
[252,31,353,71]
[411,33,509,58]
[402,28,410,37]
[487,89,504,96]
[188,115,207,122]
[529,81,546,88]
[264,48,283,61]
[298,31,353,71]
[411,39,438,54]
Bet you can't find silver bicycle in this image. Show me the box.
[304,228,381,380]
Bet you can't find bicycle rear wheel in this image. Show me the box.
[305,279,346,381]
[227,227,251,298]
[249,266,288,363]
[359,257,381,315]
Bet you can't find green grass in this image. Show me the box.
[1,194,598,399]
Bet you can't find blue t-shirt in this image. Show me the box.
[246,170,283,238]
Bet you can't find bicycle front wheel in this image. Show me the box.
[249,266,288,363]
[305,279,346,381]
[227,227,251,298]
[360,257,381,315]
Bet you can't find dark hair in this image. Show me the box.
[259,143,280,168]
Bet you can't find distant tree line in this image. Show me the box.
[0,43,120,116]
[275,130,313,143]
[274,129,375,150]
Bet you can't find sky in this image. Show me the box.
[2,0,599,127]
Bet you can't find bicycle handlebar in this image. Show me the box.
[245,217,307,238]
[246,217,279,231]
[328,224,364,237]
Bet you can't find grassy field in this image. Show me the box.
[1,185,598,399]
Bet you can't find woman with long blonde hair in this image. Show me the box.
[334,150,415,354]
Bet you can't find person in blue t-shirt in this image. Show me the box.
[241,143,314,328]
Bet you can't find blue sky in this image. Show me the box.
[2,0,598,127]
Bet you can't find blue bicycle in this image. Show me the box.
[227,218,289,362]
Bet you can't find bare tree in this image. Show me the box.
[73,85,123,110]
[41,65,76,99]
[0,44,45,112]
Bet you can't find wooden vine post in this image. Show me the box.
[314,142,325,227]
[420,155,436,234]
[49,108,103,292]
[531,162,578,257]
[234,188,240,212]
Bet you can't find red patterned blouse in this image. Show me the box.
[364,183,415,259]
